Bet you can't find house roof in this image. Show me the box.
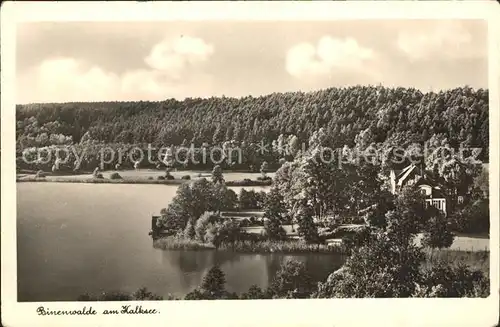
[397,164,444,188]
[397,165,417,185]
[397,164,414,178]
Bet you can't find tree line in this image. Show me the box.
[16,85,489,173]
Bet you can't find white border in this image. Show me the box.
[1,1,499,327]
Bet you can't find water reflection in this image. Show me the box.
[159,249,344,297]
[17,183,345,301]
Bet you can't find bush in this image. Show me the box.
[415,262,490,297]
[109,172,122,180]
[205,220,242,248]
[239,189,266,210]
[450,198,489,234]
[77,287,163,301]
[240,285,268,299]
[340,226,374,253]
[95,173,104,179]
[315,231,425,298]
[165,174,175,180]
[181,175,191,180]
[257,176,272,181]
[148,176,153,180]
[268,259,315,299]
[195,212,217,243]
[132,287,163,300]
[264,219,287,241]
[421,207,454,249]
[183,220,196,240]
[157,175,165,180]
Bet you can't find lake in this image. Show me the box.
[17,178,343,302]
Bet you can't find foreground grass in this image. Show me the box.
[153,237,345,254]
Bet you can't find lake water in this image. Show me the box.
[17,180,343,302]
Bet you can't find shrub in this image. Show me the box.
[415,262,490,297]
[132,287,163,300]
[315,231,425,298]
[183,220,196,240]
[340,226,374,253]
[239,189,265,210]
[95,173,104,179]
[450,198,489,234]
[109,172,122,180]
[195,212,216,243]
[148,176,153,180]
[268,259,315,299]
[95,291,132,301]
[78,287,162,301]
[256,176,272,181]
[240,285,268,299]
[157,175,165,180]
[182,175,191,180]
[421,207,454,249]
[205,220,242,248]
[165,175,175,180]
[264,219,287,241]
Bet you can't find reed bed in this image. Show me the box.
[423,248,490,274]
[154,237,345,254]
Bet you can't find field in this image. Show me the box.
[16,169,275,186]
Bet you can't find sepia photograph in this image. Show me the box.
[1,1,499,327]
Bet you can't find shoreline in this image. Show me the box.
[152,238,490,274]
[16,176,273,187]
[153,237,347,254]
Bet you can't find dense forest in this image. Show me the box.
[16,85,489,171]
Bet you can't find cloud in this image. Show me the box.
[285,36,375,78]
[18,35,215,103]
[396,21,477,61]
[144,35,214,78]
[32,58,122,103]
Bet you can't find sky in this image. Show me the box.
[16,19,488,104]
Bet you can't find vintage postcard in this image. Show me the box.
[1,1,499,327]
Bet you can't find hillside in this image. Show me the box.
[16,85,489,163]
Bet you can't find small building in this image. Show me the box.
[389,164,448,215]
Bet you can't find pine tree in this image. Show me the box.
[200,266,226,298]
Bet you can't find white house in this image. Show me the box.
[389,164,448,216]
